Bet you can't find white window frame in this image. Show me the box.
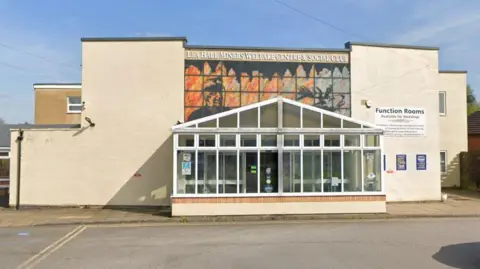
[440,150,447,174]
[67,96,82,114]
[439,91,446,116]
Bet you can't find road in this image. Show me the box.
[1,218,479,269]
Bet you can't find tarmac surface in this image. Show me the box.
[2,218,480,269]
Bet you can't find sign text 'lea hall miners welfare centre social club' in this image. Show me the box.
[185,50,349,63]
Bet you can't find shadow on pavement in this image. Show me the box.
[102,205,172,217]
[432,242,480,269]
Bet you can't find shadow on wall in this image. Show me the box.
[442,153,461,188]
[432,242,480,269]
[103,135,173,216]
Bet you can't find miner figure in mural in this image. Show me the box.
[188,76,231,121]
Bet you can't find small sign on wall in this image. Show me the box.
[416,154,427,170]
[396,154,407,171]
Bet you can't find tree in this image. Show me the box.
[467,84,479,115]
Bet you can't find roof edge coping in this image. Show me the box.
[345,41,439,51]
[439,70,468,74]
[185,44,350,52]
[81,36,188,42]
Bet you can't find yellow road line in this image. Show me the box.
[16,225,87,269]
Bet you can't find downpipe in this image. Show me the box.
[15,129,23,210]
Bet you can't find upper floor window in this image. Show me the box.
[439,92,446,115]
[67,96,82,113]
[440,151,447,174]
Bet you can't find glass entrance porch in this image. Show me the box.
[172,97,384,197]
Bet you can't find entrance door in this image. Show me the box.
[241,151,278,193]
[260,152,278,193]
[0,153,10,208]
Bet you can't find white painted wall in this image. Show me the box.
[438,72,468,187]
[349,44,442,201]
[9,40,185,206]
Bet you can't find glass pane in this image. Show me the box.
[261,135,277,147]
[283,151,301,192]
[344,135,360,147]
[68,105,82,112]
[0,152,8,157]
[68,96,81,104]
[240,108,258,127]
[220,135,236,147]
[304,135,320,147]
[303,151,322,192]
[343,150,362,192]
[0,159,10,180]
[364,150,381,192]
[302,108,321,128]
[342,119,361,128]
[219,152,237,194]
[260,103,278,128]
[323,150,342,192]
[440,152,447,173]
[333,93,350,110]
[199,134,215,147]
[284,135,300,147]
[240,151,258,193]
[219,113,237,128]
[333,78,349,93]
[439,92,446,114]
[176,151,196,194]
[324,135,340,147]
[197,152,217,194]
[365,135,380,147]
[198,120,217,128]
[323,114,341,128]
[178,134,194,147]
[283,103,301,128]
[260,152,278,193]
[241,93,259,106]
[241,135,257,147]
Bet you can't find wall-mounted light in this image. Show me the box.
[85,117,96,127]
[365,100,372,109]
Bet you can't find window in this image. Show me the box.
[67,96,82,113]
[440,151,447,174]
[183,60,352,122]
[439,92,446,115]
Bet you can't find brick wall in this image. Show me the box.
[172,195,386,204]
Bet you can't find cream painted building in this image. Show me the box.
[7,37,468,216]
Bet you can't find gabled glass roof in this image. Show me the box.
[172,96,382,133]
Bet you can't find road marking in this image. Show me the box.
[16,225,87,269]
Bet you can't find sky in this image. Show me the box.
[0,0,479,123]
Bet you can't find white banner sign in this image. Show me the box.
[374,107,426,137]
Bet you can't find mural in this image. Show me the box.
[184,60,350,121]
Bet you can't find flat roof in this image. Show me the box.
[81,36,188,42]
[345,41,439,51]
[1,124,80,147]
[439,70,468,74]
[34,83,82,89]
[185,44,349,53]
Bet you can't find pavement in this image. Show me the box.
[1,189,480,228]
[2,218,480,268]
